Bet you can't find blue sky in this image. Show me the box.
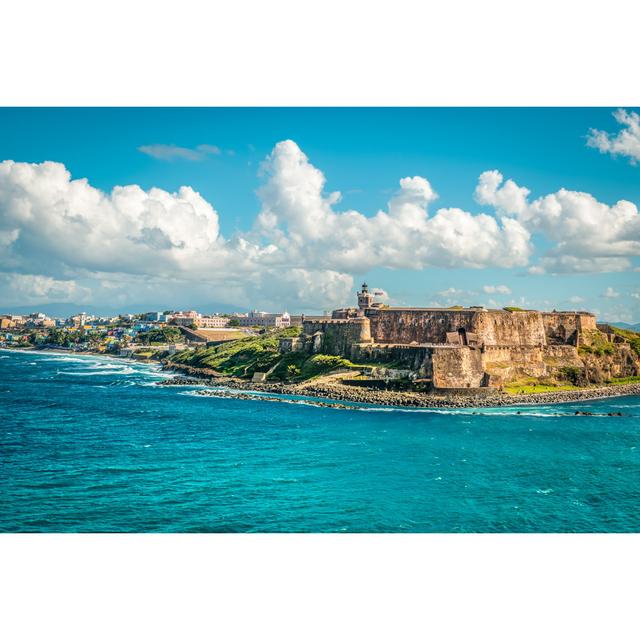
[0,108,639,320]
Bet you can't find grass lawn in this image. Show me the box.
[504,383,579,395]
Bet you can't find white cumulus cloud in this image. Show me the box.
[1,139,636,312]
[475,169,640,274]
[482,284,512,295]
[587,109,640,165]
[0,156,351,310]
[256,141,532,273]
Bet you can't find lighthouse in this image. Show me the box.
[357,282,375,311]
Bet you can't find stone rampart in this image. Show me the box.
[431,347,485,388]
[350,343,433,377]
[302,317,372,355]
[542,312,596,345]
[367,308,478,344]
[473,310,546,346]
[366,308,549,346]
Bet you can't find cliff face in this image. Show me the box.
[578,345,640,384]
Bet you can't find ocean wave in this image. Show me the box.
[57,366,137,376]
[40,356,99,364]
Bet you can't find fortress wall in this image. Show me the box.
[351,343,433,376]
[481,345,547,385]
[541,312,595,345]
[366,308,547,346]
[367,309,478,344]
[432,347,485,388]
[303,318,371,356]
[475,311,546,346]
[578,314,597,331]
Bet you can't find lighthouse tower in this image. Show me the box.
[357,282,375,311]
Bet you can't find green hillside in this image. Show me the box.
[169,326,373,381]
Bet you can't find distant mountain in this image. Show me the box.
[609,322,640,332]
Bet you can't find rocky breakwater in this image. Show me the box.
[157,376,204,386]
[297,381,640,407]
[162,361,640,408]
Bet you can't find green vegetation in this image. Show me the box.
[136,326,182,345]
[504,383,579,395]
[169,326,377,381]
[503,306,525,312]
[558,366,582,385]
[299,354,360,378]
[504,372,583,395]
[44,327,85,347]
[227,317,240,327]
[579,343,615,356]
[579,329,615,357]
[610,326,640,357]
[170,327,301,378]
[606,375,640,385]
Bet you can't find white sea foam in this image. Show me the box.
[40,356,98,364]
[57,365,137,376]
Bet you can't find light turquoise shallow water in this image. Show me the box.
[1,349,639,532]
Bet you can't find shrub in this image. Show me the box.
[559,366,582,385]
[610,327,640,357]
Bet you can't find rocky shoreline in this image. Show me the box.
[161,362,640,409]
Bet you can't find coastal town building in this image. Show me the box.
[67,313,88,327]
[170,311,200,327]
[196,315,230,329]
[239,310,291,328]
[170,311,230,329]
[1,313,56,329]
[0,316,21,329]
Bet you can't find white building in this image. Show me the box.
[238,310,290,328]
[197,315,230,329]
[170,311,230,329]
[170,311,200,327]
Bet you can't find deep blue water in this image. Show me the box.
[1,349,639,532]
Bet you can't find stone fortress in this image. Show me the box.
[280,284,639,389]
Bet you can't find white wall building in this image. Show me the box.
[196,315,230,329]
[238,310,290,328]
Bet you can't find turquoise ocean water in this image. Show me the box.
[1,349,639,532]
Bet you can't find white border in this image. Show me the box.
[2,1,640,638]
[1,534,638,639]
[2,0,639,106]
